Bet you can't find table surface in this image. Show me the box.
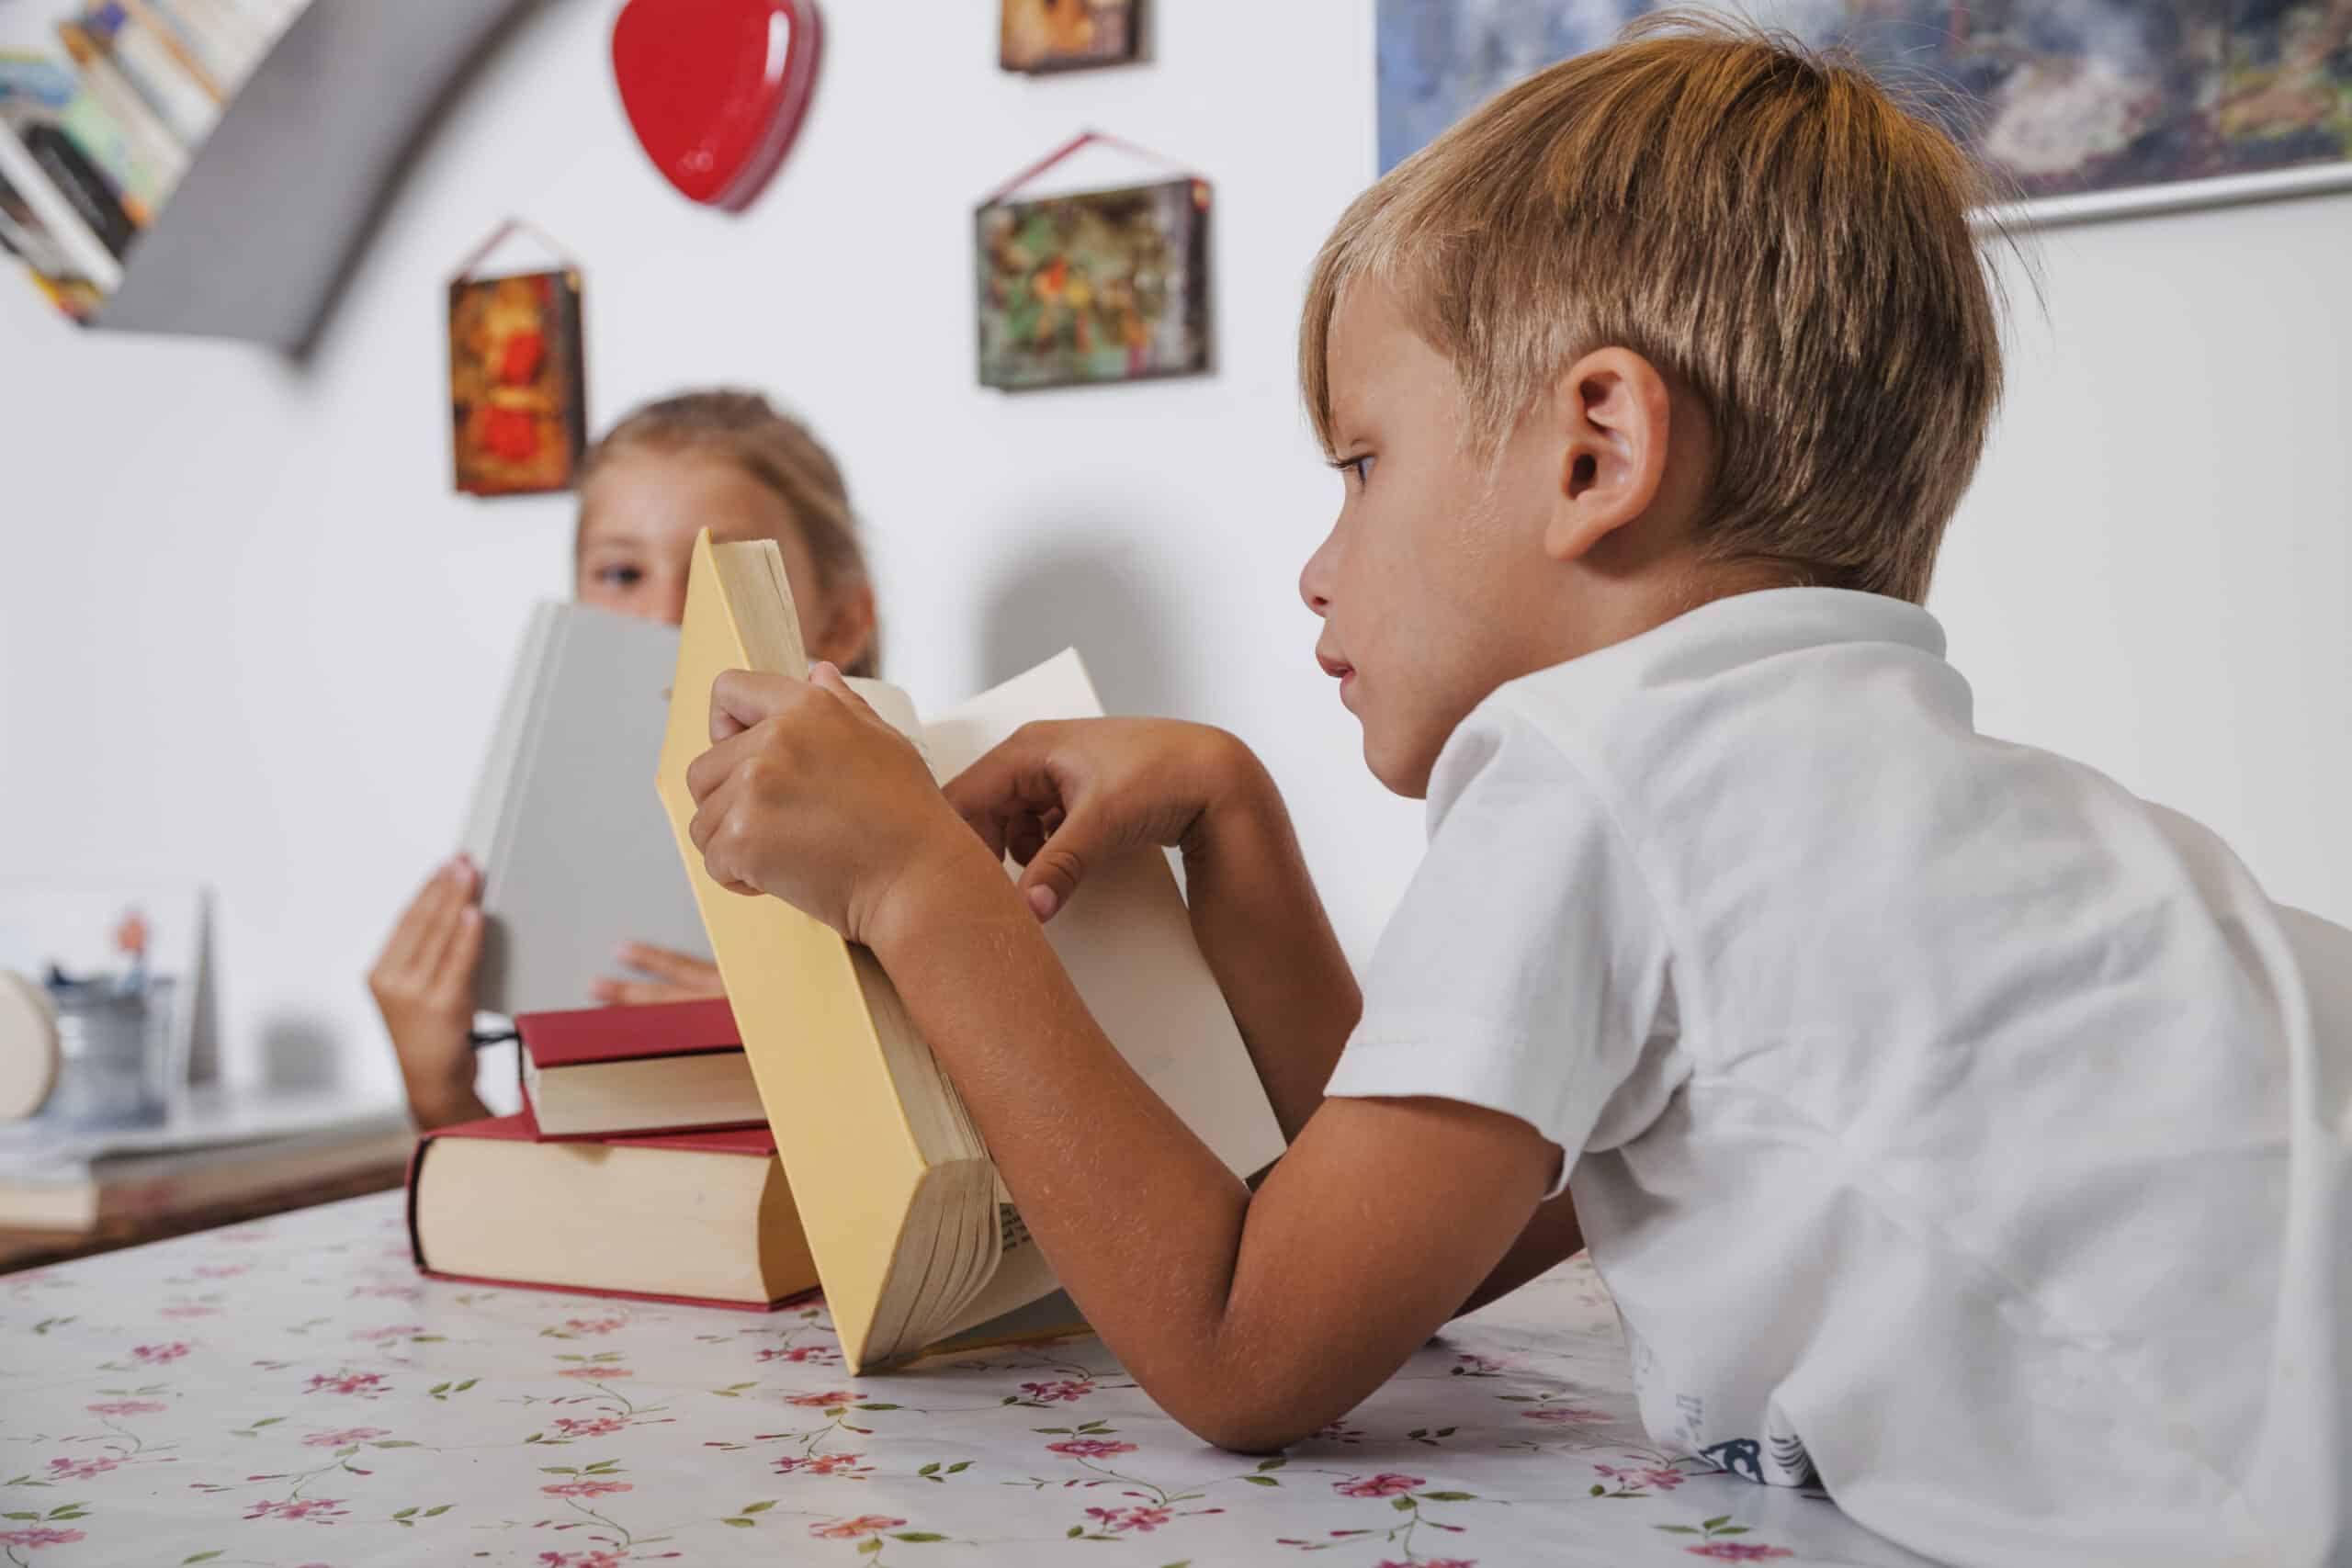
[1,1192,1932,1567]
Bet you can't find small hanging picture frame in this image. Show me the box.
[976,131,1210,392]
[1000,0,1140,73]
[447,220,589,497]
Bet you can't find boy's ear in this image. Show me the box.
[1544,347,1674,564]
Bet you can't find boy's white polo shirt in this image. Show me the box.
[1323,587,2348,1568]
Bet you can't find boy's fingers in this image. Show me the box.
[405,862,480,982]
[709,668,800,743]
[944,746,1071,829]
[684,726,765,806]
[1017,807,1103,922]
[809,661,891,732]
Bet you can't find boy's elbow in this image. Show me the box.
[1163,1374,1336,1455]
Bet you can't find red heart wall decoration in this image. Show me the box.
[612,0,822,212]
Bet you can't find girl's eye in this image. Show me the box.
[1336,454,1375,489]
[594,564,643,588]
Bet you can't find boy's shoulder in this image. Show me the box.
[1470,586,1952,761]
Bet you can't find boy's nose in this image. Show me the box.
[1298,534,1336,618]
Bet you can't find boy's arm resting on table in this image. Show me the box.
[870,849,1555,1452]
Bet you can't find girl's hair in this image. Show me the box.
[581,389,881,677]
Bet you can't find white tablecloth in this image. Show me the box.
[0,1192,1933,1565]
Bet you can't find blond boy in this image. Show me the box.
[679,19,2348,1567]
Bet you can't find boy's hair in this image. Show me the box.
[1302,13,2006,604]
[582,389,881,677]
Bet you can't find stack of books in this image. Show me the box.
[410,998,814,1311]
[0,0,306,318]
[410,539,1286,1365]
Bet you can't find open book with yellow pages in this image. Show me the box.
[655,529,1285,1373]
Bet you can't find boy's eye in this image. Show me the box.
[594,564,644,588]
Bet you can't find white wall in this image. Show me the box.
[1,0,2345,1096]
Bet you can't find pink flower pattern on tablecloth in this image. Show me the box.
[0,1528,86,1548]
[783,1389,859,1406]
[1084,1504,1172,1532]
[808,1514,905,1540]
[304,1371,389,1397]
[243,1497,349,1522]
[0,1191,1946,1567]
[1045,1438,1136,1459]
[773,1451,870,1477]
[542,1479,632,1499]
[303,1427,390,1447]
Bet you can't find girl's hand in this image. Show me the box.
[593,943,724,1007]
[368,856,489,1130]
[684,663,990,948]
[943,718,1258,920]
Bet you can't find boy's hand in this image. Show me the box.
[593,943,724,1007]
[368,855,488,1130]
[684,663,990,947]
[944,719,1256,920]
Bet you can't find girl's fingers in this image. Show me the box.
[411,865,481,990]
[593,976,707,1007]
[434,906,485,1002]
[379,858,470,974]
[1014,804,1108,922]
[617,943,723,992]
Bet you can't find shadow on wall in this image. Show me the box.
[975,532,1183,719]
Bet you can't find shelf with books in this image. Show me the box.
[0,0,528,350]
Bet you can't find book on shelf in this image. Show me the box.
[516,997,763,1140]
[0,169,104,317]
[56,22,191,196]
[0,116,123,292]
[84,2,220,149]
[655,528,1286,1372]
[460,604,716,1020]
[406,1111,818,1311]
[0,51,170,229]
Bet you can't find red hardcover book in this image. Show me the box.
[515,998,764,1140]
[407,1111,816,1310]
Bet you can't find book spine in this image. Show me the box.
[88,6,220,146]
[22,122,137,256]
[152,0,263,91]
[0,119,120,290]
[113,0,226,103]
[58,24,190,191]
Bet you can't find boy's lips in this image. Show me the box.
[1317,652,1356,705]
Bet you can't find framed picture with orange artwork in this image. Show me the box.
[1001,0,1139,74]
[448,257,588,497]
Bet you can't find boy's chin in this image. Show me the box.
[1360,723,1440,801]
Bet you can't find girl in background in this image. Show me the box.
[369,390,880,1129]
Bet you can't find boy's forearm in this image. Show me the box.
[871,847,1262,1424]
[1180,741,1361,1140]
